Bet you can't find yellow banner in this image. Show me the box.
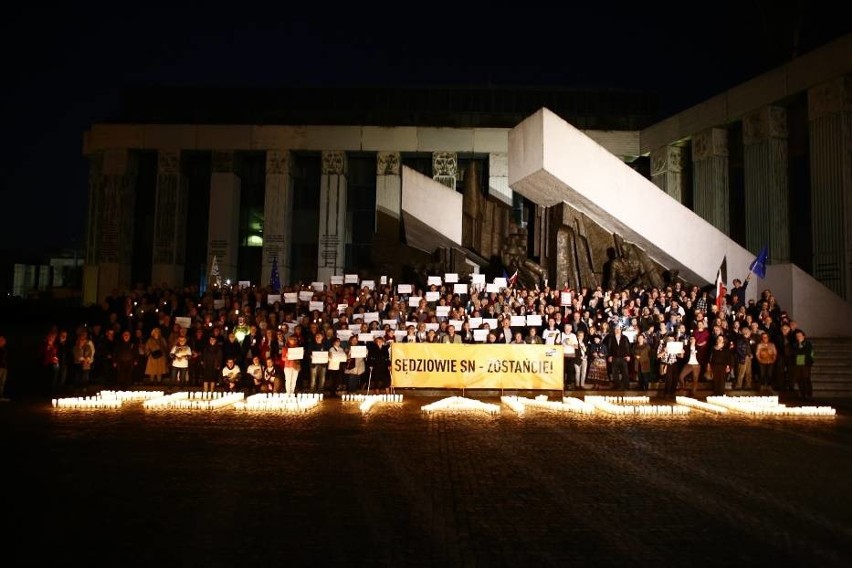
[391,343,564,390]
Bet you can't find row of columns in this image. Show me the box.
[85,147,513,303]
[650,75,851,299]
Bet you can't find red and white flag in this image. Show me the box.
[715,256,727,309]
[508,269,519,288]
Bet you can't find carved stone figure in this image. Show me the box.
[500,228,548,289]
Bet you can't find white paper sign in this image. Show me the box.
[453,283,468,295]
[382,319,398,329]
[471,273,485,285]
[298,291,313,302]
[427,276,442,286]
[371,330,385,339]
[330,275,344,285]
[424,323,439,332]
[494,277,508,288]
[348,324,363,332]
[363,312,379,323]
[345,274,359,284]
[362,280,375,290]
[337,303,348,314]
[444,273,459,283]
[350,345,367,358]
[397,284,412,294]
[284,293,297,304]
[394,330,407,341]
[311,281,325,292]
[485,283,500,293]
[213,299,226,309]
[526,315,543,327]
[483,318,498,329]
[336,329,353,342]
[330,351,348,363]
[510,315,527,327]
[238,281,251,289]
[175,317,191,329]
[666,341,684,355]
[380,275,387,285]
[468,317,482,328]
[449,319,465,330]
[561,292,572,305]
[408,296,421,308]
[306,301,321,312]
[286,347,304,360]
[267,294,281,304]
[425,291,440,302]
[311,351,329,364]
[473,329,488,342]
[436,306,450,317]
[358,333,374,343]
[624,329,638,343]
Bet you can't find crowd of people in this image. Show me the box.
[26,270,816,401]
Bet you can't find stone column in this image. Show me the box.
[692,128,730,234]
[482,152,511,259]
[488,152,512,206]
[151,150,188,288]
[650,145,686,203]
[808,75,852,299]
[376,151,401,220]
[261,150,292,288]
[83,149,138,304]
[207,151,241,285]
[317,150,348,283]
[743,106,790,262]
[432,151,458,190]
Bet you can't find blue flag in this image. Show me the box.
[748,245,768,279]
[269,256,281,292]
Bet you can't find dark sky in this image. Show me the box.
[1,1,848,258]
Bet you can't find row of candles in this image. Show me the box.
[234,393,323,412]
[51,391,837,417]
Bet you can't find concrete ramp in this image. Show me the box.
[401,165,462,253]
[508,108,852,337]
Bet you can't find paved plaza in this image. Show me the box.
[3,392,852,567]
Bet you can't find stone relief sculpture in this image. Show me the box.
[500,225,548,289]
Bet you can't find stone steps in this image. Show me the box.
[809,337,852,398]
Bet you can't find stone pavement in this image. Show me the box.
[3,391,851,567]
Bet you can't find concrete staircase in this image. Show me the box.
[810,337,852,399]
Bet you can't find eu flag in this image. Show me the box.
[748,245,768,279]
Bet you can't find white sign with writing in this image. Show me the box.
[494,277,508,288]
[436,306,450,317]
[425,291,440,302]
[267,294,281,304]
[427,276,442,286]
[363,312,379,323]
[444,273,459,283]
[283,293,297,304]
[473,329,488,342]
[526,315,543,327]
[336,329,353,342]
[453,283,468,295]
[511,315,527,327]
[350,345,367,358]
[309,301,324,312]
[358,333,375,343]
[330,275,344,285]
[298,291,313,302]
[471,273,485,285]
[485,283,500,293]
[362,280,375,290]
[397,284,412,294]
[408,296,421,308]
[345,274,359,284]
[311,351,329,364]
[286,347,304,360]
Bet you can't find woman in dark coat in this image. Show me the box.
[201,335,223,393]
[709,335,734,396]
[366,336,392,394]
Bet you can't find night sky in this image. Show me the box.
[1,1,848,258]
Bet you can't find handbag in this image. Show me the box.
[151,349,163,359]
